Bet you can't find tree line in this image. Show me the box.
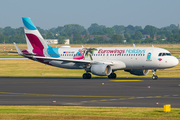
[0,23,180,44]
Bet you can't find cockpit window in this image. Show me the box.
[158,53,172,56]
[158,53,162,56]
[166,53,172,56]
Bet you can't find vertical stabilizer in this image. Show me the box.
[22,17,48,56]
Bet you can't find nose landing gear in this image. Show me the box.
[152,69,158,80]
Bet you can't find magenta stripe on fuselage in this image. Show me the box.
[26,33,45,57]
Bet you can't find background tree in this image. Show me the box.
[161,34,165,39]
[134,31,143,40]
[88,23,106,34]
[112,25,125,34]
[110,35,123,43]
[124,25,135,34]
[102,27,115,35]
[143,25,158,35]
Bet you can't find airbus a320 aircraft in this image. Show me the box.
[14,17,179,80]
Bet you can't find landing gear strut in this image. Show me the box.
[108,72,116,79]
[152,69,158,80]
[82,73,91,79]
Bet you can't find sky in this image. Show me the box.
[0,0,180,29]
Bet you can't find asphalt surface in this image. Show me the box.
[0,77,179,107]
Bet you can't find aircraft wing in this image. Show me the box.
[32,56,96,64]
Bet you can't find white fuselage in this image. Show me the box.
[43,47,179,70]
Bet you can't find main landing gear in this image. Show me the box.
[108,72,116,79]
[82,73,91,79]
[152,69,158,80]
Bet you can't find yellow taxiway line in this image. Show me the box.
[110,80,143,82]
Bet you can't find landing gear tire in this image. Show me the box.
[83,73,91,79]
[108,73,116,79]
[152,75,158,80]
[152,69,158,80]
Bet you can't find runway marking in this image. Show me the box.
[110,99,117,100]
[173,94,179,96]
[110,80,143,82]
[155,96,162,98]
[136,97,144,99]
[1,91,180,104]
[81,94,180,103]
[119,98,125,100]
[146,96,152,98]
[0,92,129,98]
[128,97,135,99]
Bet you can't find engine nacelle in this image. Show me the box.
[124,69,149,76]
[91,64,112,76]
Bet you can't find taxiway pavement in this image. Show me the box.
[0,77,179,107]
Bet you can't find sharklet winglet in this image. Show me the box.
[14,42,23,55]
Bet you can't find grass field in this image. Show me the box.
[0,106,179,120]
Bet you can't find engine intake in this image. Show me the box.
[91,64,112,76]
[124,69,149,76]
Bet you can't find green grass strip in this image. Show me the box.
[0,106,179,120]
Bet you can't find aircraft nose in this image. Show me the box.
[171,57,179,67]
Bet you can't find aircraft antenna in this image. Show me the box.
[133,44,136,47]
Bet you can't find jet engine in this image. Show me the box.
[124,69,149,76]
[91,64,112,76]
